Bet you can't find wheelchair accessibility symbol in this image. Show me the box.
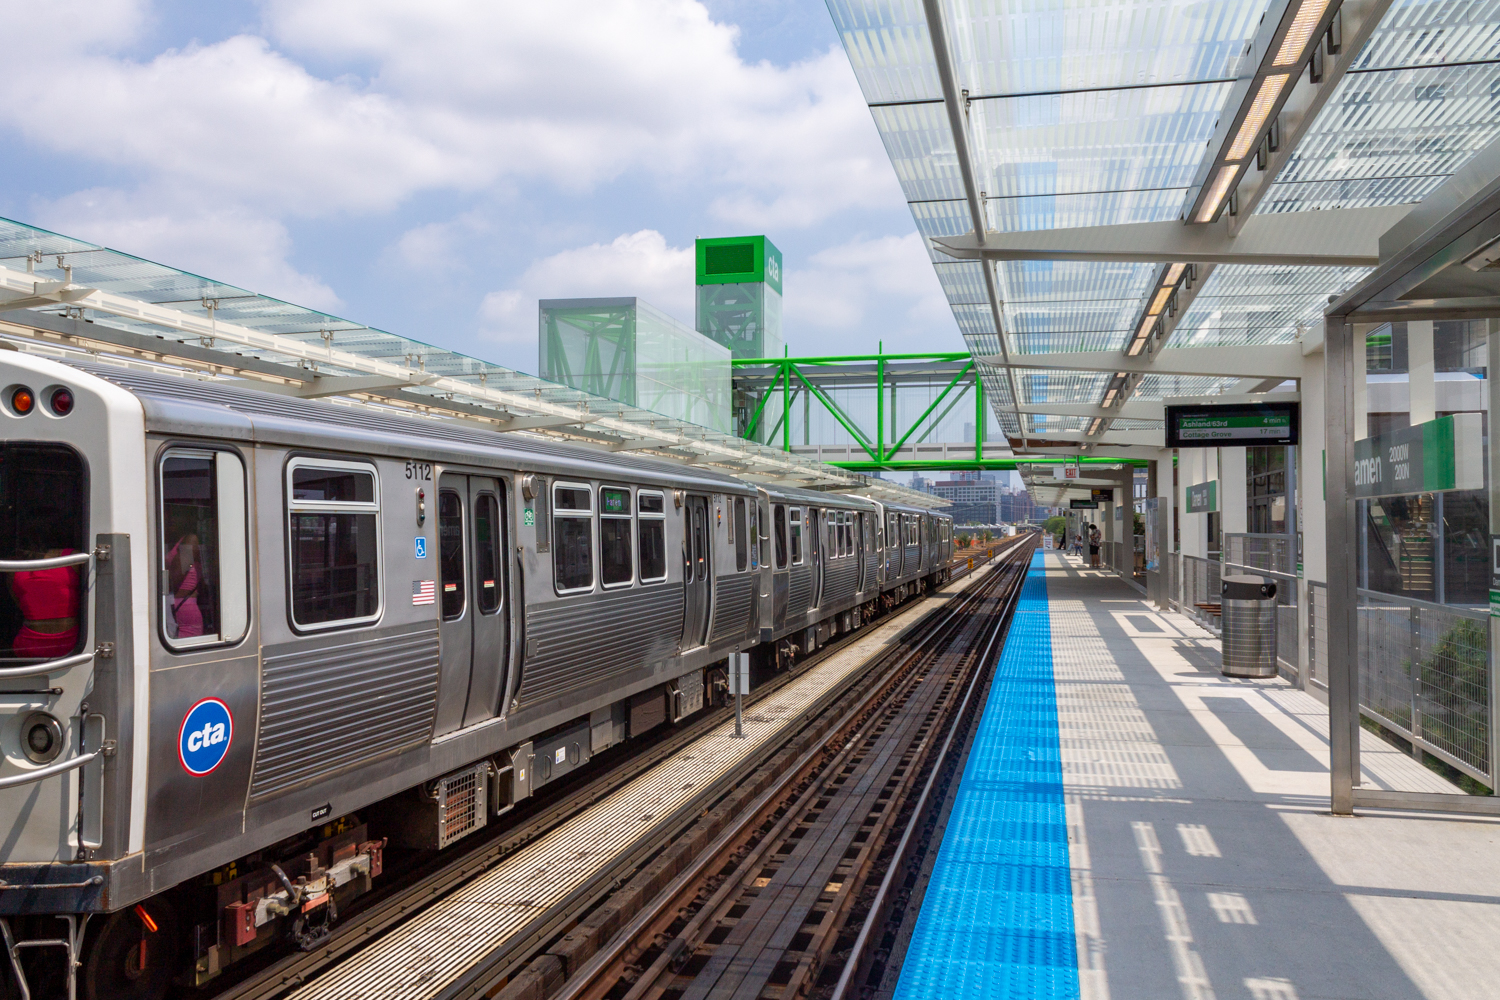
[415,536,428,558]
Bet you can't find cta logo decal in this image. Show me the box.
[178,698,233,776]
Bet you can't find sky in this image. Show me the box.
[0,0,956,375]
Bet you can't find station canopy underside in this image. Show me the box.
[829,0,1500,455]
[0,219,942,509]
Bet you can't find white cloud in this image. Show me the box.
[786,233,950,349]
[36,188,342,310]
[478,229,694,366]
[1,0,899,225]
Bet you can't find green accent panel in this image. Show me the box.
[832,458,1149,472]
[1353,413,1484,499]
[695,235,782,293]
[1422,416,1456,492]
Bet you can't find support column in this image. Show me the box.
[1409,320,1436,425]
[1156,452,1173,610]
[1327,316,1361,815]
[1301,342,1328,692]
[1489,319,1500,793]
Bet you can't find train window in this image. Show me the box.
[475,493,502,614]
[788,507,803,565]
[638,490,667,583]
[439,490,465,620]
[600,487,632,587]
[0,444,89,660]
[841,512,851,557]
[163,450,250,649]
[734,498,748,572]
[287,458,380,630]
[553,483,594,593]
[773,505,787,569]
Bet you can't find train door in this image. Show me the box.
[435,473,511,735]
[809,508,823,609]
[856,512,867,592]
[682,494,712,648]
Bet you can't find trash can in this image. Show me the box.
[1221,574,1278,678]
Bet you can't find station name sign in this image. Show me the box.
[1185,480,1217,513]
[1165,402,1299,448]
[1354,413,1483,499]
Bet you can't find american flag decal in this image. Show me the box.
[412,580,436,606]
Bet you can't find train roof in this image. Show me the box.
[62,358,755,493]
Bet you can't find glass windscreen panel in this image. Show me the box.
[1352,318,1492,788]
[0,444,87,659]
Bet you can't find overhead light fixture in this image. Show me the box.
[1274,0,1334,66]
[1125,337,1148,358]
[1147,287,1173,316]
[1227,74,1290,160]
[1195,164,1241,223]
[1164,261,1187,286]
[1102,387,1118,407]
[1086,417,1104,436]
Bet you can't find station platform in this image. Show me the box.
[892,552,1500,1000]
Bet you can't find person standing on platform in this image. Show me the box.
[1089,523,1102,567]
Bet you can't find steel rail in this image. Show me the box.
[432,542,1031,1000]
[541,542,1034,1000]
[830,545,1031,999]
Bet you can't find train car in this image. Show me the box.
[0,352,949,999]
[754,486,881,666]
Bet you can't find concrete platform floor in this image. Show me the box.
[1047,553,1500,1000]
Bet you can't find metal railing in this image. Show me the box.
[1179,554,1222,630]
[1357,588,1491,787]
[0,549,100,788]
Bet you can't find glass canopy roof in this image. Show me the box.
[830,0,1500,442]
[0,217,941,507]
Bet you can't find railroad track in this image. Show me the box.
[203,540,1029,1000]
[542,540,1034,1000]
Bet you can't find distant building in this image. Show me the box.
[998,486,1035,523]
[930,478,999,525]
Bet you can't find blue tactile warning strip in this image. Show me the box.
[892,551,1079,1000]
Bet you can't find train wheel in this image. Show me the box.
[81,900,178,1000]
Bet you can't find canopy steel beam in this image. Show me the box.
[921,0,1028,446]
[1182,0,1348,224]
[976,343,1305,378]
[1225,0,1396,231]
[931,205,1409,266]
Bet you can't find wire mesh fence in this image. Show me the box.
[1358,588,1491,786]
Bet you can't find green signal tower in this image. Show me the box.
[695,236,784,361]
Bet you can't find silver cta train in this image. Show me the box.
[0,350,952,999]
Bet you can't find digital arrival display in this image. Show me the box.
[1165,402,1299,448]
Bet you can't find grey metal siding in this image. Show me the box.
[788,566,813,616]
[824,560,858,606]
[251,629,440,800]
[710,573,754,645]
[519,586,683,707]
